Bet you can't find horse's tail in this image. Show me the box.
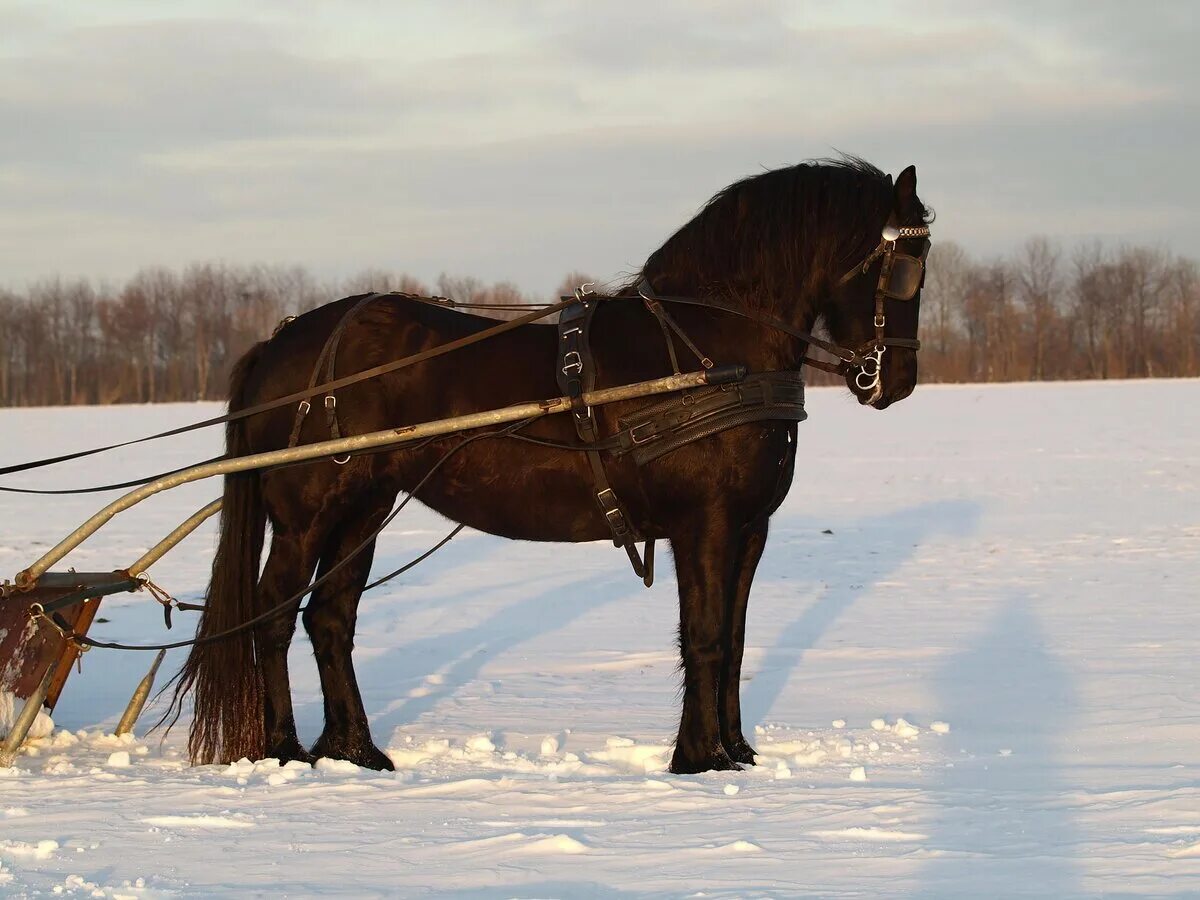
[171,342,269,764]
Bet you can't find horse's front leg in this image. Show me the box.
[670,520,741,773]
[719,519,768,765]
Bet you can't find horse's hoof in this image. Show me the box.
[670,744,743,774]
[267,738,316,767]
[723,737,758,766]
[352,745,396,772]
[310,735,395,772]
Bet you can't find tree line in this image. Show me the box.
[0,266,557,407]
[1,240,1196,407]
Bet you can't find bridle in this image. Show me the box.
[638,218,932,389]
[835,220,932,392]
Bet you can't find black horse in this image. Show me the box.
[174,157,932,774]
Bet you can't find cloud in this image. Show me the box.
[0,1,1197,291]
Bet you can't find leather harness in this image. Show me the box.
[289,289,808,588]
[556,293,656,585]
[553,290,807,586]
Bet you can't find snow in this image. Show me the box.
[1,690,54,741]
[0,378,1198,896]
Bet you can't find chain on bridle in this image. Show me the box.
[835,220,932,393]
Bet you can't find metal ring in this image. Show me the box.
[855,369,879,391]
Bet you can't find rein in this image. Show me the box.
[0,296,577,480]
[0,220,929,485]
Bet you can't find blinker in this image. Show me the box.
[881,238,930,301]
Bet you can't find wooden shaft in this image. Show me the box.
[127,498,223,576]
[115,649,166,736]
[15,370,716,586]
[0,666,54,766]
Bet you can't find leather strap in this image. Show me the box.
[614,371,807,466]
[556,298,600,443]
[0,293,577,478]
[287,293,379,450]
[555,294,655,586]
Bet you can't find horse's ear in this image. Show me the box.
[894,165,918,213]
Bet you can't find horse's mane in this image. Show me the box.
[636,156,929,318]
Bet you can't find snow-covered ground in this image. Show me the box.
[1,378,1198,898]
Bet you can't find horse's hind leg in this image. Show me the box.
[303,493,397,771]
[719,519,768,765]
[256,527,325,764]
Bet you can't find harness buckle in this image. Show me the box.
[561,351,583,376]
[874,314,886,329]
[629,422,656,445]
[596,489,630,538]
[324,395,337,410]
[297,399,311,417]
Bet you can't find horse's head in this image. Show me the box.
[820,164,931,409]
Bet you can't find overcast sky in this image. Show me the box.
[2,1,1196,295]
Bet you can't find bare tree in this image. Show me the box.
[1014,237,1061,380]
[3,247,1199,408]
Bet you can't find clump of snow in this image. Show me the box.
[516,834,589,855]
[891,718,920,738]
[315,757,361,775]
[809,827,928,842]
[105,751,130,768]
[720,840,762,853]
[587,740,670,774]
[930,721,951,734]
[831,719,846,729]
[849,766,867,782]
[723,783,739,796]
[143,815,253,829]
[870,719,887,731]
[0,839,59,859]
[465,734,496,753]
[539,736,559,756]
[0,691,54,742]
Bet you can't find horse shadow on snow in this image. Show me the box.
[286,499,983,755]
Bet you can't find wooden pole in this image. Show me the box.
[0,666,54,767]
[115,649,166,736]
[15,369,727,587]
